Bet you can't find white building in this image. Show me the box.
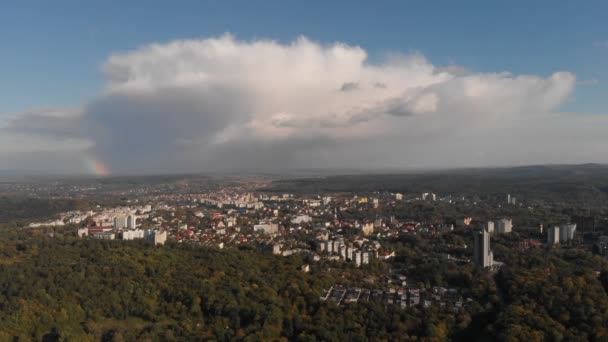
[353,251,363,267]
[93,232,115,240]
[548,226,560,246]
[145,230,167,245]
[28,219,65,228]
[361,223,374,236]
[144,229,167,245]
[362,252,370,265]
[333,240,344,255]
[339,245,347,259]
[291,215,312,225]
[352,251,362,266]
[495,218,513,234]
[254,223,279,234]
[422,193,436,201]
[308,200,322,207]
[226,217,237,227]
[122,229,145,240]
[486,221,495,234]
[273,244,282,255]
[559,223,577,242]
[346,246,355,261]
[113,216,127,229]
[473,229,493,268]
[127,215,137,229]
[154,231,167,245]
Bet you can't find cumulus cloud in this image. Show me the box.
[0,34,594,175]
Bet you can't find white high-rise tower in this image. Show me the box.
[473,229,493,268]
[548,226,560,246]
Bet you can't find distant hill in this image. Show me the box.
[264,164,608,206]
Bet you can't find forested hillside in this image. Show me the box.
[0,232,608,340]
[266,164,608,207]
[0,236,448,341]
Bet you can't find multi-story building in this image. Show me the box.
[122,229,145,240]
[594,236,608,257]
[353,251,362,266]
[346,246,354,261]
[495,218,513,234]
[127,215,137,229]
[154,231,167,246]
[486,221,495,234]
[333,239,344,254]
[548,226,560,246]
[145,230,167,245]
[113,216,127,229]
[272,244,282,255]
[422,193,436,201]
[339,245,347,259]
[253,223,279,234]
[473,229,493,268]
[361,222,374,236]
[77,227,89,237]
[456,217,472,227]
[291,215,312,224]
[93,232,115,240]
[362,252,370,265]
[559,223,577,242]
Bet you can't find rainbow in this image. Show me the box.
[84,156,111,177]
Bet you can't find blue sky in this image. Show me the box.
[1,0,607,116]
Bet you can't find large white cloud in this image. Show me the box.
[1,34,598,175]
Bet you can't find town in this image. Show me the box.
[20,176,606,317]
[2,167,608,340]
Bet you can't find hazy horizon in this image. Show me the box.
[1,162,607,180]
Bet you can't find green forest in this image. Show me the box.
[0,197,124,227]
[0,230,608,341]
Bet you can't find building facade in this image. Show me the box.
[548,226,560,246]
[495,218,513,234]
[473,229,493,268]
[559,223,577,242]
